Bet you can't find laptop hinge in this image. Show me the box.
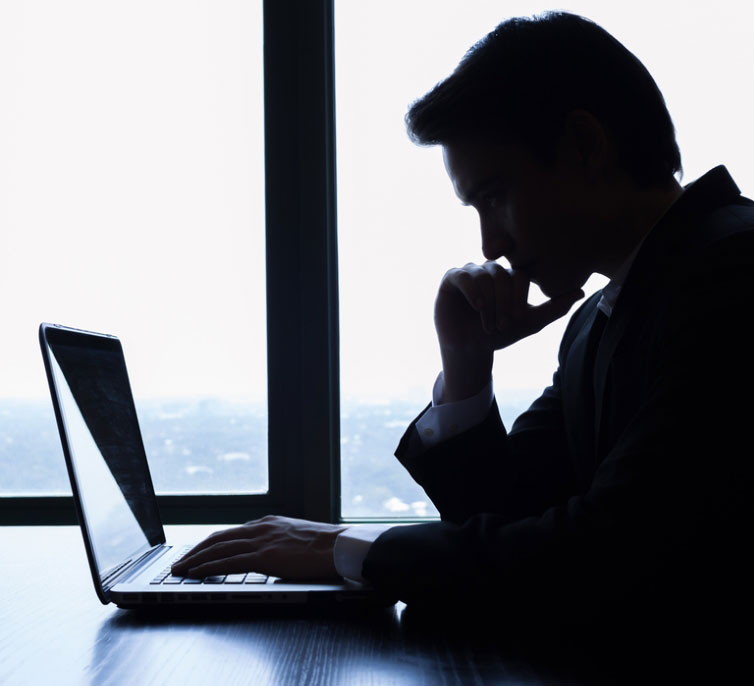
[103,544,172,588]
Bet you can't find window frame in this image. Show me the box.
[0,0,341,526]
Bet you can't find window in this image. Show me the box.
[335,0,754,520]
[3,0,753,525]
[1,0,340,525]
[0,0,267,501]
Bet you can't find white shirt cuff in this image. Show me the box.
[333,524,392,583]
[414,371,494,449]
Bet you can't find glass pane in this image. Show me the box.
[335,0,754,518]
[0,0,266,495]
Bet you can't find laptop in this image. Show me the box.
[39,322,376,609]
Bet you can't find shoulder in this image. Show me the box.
[557,290,601,360]
[690,196,754,250]
[658,202,754,343]
[673,197,754,280]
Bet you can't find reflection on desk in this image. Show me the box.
[1,525,627,685]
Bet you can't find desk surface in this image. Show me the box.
[0,525,625,686]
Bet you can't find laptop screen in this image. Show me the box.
[42,327,164,582]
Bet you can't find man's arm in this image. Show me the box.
[362,241,754,622]
[172,263,583,581]
[331,265,588,581]
[397,263,596,524]
[396,376,578,526]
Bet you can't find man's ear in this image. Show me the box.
[560,109,610,176]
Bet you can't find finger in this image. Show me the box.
[173,542,248,573]
[525,289,585,334]
[174,523,262,564]
[185,552,261,579]
[446,263,502,333]
[175,527,244,560]
[474,263,498,333]
[172,539,256,574]
[484,262,511,330]
[441,267,485,315]
[172,541,215,568]
[510,269,530,320]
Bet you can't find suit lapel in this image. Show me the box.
[564,305,607,478]
[592,303,629,458]
[591,166,745,459]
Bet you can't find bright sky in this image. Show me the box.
[1,0,752,410]
[336,0,754,406]
[0,1,265,401]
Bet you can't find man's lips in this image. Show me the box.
[511,262,541,287]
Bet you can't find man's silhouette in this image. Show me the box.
[173,12,753,677]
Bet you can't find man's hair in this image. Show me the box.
[406,12,682,188]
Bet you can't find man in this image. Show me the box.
[173,11,752,669]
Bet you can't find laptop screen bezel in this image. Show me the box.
[39,323,166,604]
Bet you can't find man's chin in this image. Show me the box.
[536,273,588,299]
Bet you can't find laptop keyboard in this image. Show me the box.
[149,548,269,585]
[150,569,269,585]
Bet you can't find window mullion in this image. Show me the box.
[264,0,340,523]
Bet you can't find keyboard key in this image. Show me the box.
[244,573,268,584]
[163,576,184,584]
[224,574,247,584]
[182,578,202,584]
[203,575,227,584]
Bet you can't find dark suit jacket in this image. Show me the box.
[363,167,754,655]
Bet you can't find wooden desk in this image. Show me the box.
[0,526,623,685]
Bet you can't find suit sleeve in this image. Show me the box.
[393,296,597,526]
[363,241,754,627]
[394,381,578,526]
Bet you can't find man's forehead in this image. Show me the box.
[442,140,515,203]
[442,139,506,171]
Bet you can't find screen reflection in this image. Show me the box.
[47,336,163,579]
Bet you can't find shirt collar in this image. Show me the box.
[596,251,636,317]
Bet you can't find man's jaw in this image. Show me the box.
[503,259,585,300]
[538,270,591,300]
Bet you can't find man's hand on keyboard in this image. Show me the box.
[170,515,348,580]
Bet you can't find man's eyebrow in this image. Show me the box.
[459,176,504,206]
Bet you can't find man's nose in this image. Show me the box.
[480,217,511,262]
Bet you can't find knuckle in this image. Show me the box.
[492,268,511,284]
[495,274,511,292]
[441,267,463,284]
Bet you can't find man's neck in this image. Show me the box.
[597,178,684,280]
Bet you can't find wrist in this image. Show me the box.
[439,344,493,403]
[316,525,349,578]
